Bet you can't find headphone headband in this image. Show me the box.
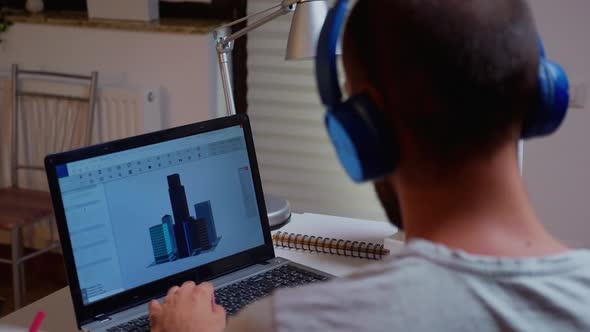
[316,0,348,106]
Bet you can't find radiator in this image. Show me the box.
[92,86,162,144]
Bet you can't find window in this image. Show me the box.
[3,0,244,19]
[246,0,386,221]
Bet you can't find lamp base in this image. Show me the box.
[265,194,291,231]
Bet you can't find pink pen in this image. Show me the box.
[29,311,46,332]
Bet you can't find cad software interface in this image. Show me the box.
[56,125,265,305]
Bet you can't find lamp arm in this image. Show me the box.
[213,0,317,116]
[214,1,297,116]
[214,3,280,37]
[215,5,295,52]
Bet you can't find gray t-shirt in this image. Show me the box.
[226,239,590,331]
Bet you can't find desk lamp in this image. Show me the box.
[214,0,330,229]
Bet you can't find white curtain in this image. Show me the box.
[16,97,90,191]
[0,80,90,191]
[0,79,91,248]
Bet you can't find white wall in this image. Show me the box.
[0,22,223,129]
[525,0,590,247]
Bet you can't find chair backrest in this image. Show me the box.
[10,64,98,189]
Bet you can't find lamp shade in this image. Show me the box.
[285,0,330,60]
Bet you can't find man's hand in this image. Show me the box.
[149,281,226,332]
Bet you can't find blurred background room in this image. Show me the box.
[0,0,588,319]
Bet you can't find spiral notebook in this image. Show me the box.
[273,231,391,260]
[271,213,402,270]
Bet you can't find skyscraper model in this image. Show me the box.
[149,223,175,263]
[194,201,220,246]
[161,214,177,256]
[168,174,191,258]
[149,174,222,266]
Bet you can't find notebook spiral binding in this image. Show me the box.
[272,231,390,260]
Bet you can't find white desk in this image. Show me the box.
[0,213,394,331]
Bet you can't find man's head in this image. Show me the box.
[343,0,540,171]
[341,0,541,227]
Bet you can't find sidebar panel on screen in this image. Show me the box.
[59,177,125,304]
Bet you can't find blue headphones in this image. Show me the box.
[315,0,570,183]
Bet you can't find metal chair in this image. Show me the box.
[0,64,98,310]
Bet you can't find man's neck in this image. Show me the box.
[396,143,568,257]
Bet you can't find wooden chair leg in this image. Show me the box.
[11,226,23,310]
[20,243,26,306]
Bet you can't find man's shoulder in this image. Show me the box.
[277,252,454,306]
[270,254,452,331]
[347,251,451,284]
[269,244,590,331]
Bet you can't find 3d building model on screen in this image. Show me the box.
[148,174,221,265]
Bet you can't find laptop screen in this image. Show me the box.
[55,125,265,305]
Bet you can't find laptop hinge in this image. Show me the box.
[94,314,112,323]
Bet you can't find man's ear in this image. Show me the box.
[358,83,385,111]
[345,80,352,96]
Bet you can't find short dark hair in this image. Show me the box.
[343,0,540,164]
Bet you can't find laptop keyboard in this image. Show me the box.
[216,264,329,316]
[106,315,150,332]
[106,264,328,331]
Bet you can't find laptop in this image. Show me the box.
[45,114,332,332]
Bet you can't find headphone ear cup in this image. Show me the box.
[522,58,570,139]
[325,94,399,182]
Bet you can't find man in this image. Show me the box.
[149,0,590,331]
